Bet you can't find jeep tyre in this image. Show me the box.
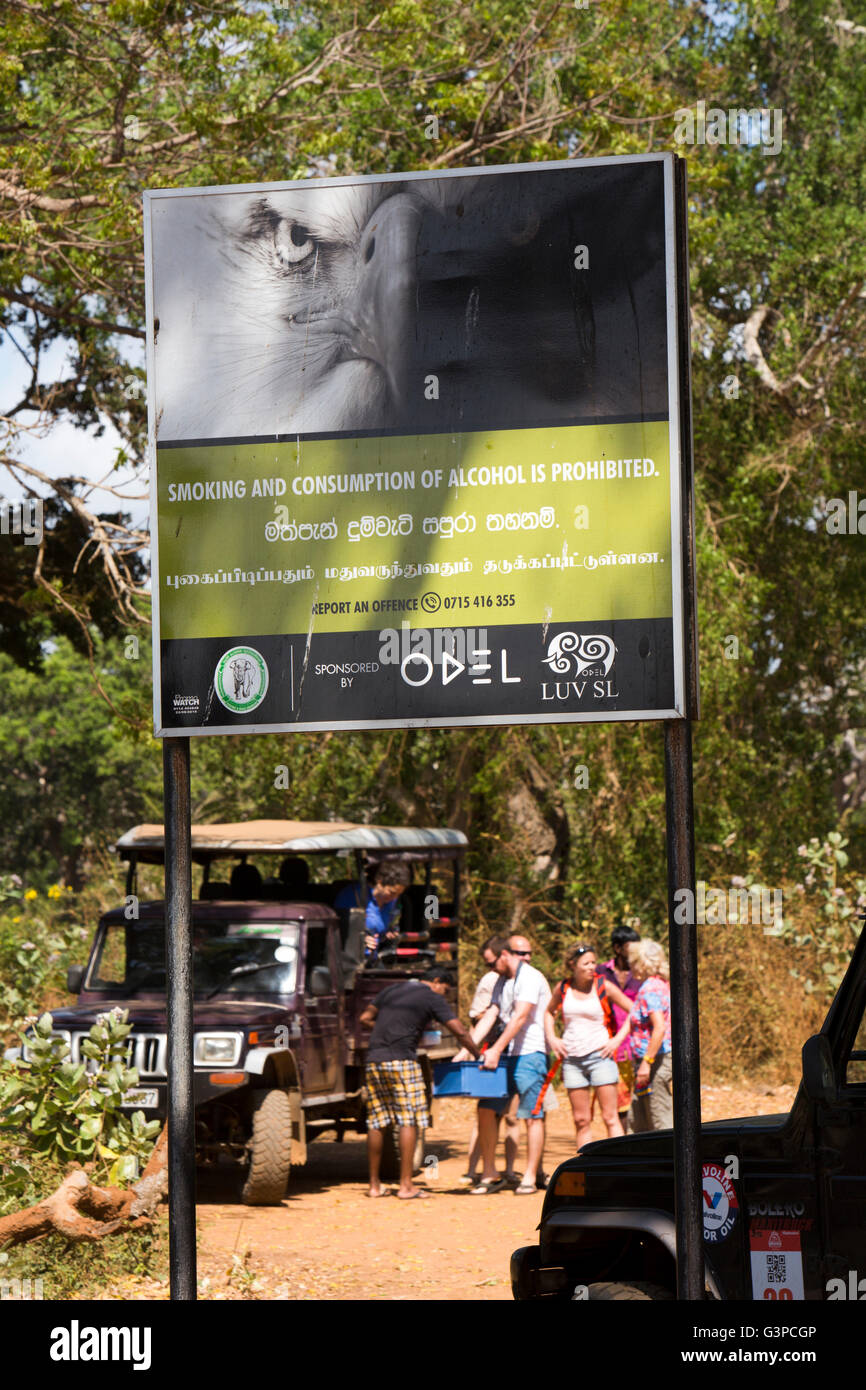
[578,1281,674,1301]
[241,1089,292,1205]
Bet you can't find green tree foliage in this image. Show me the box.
[0,0,709,643]
[1,0,707,448]
[0,488,147,669]
[682,0,866,874]
[0,637,159,887]
[0,1,863,1004]
[0,874,88,1030]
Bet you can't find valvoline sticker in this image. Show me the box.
[702,1161,739,1243]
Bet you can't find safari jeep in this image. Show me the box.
[511,911,866,1301]
[35,821,464,1204]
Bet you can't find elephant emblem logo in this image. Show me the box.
[214,646,269,714]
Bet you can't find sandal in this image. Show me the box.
[514,1182,538,1195]
[470,1177,506,1194]
[458,1173,478,1186]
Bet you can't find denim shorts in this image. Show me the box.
[561,1049,619,1089]
[478,1052,550,1119]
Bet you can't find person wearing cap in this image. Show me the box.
[359,968,480,1198]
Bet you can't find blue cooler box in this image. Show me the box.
[433,1060,510,1098]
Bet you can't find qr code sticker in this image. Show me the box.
[767,1253,787,1283]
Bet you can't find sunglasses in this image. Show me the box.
[509,949,532,957]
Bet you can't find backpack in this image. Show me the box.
[558,975,618,1038]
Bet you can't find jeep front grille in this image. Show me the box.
[134,1034,167,1076]
[68,1030,168,1078]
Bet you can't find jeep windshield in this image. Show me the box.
[87,921,299,998]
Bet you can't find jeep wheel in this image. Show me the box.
[579,1281,674,1301]
[379,1126,426,1181]
[240,1089,292,1205]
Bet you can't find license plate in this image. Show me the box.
[121,1088,159,1108]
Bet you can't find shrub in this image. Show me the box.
[0,876,89,1037]
[0,1007,160,1203]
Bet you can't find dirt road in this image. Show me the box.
[186,1080,796,1301]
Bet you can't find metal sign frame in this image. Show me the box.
[144,153,690,737]
[150,153,703,1304]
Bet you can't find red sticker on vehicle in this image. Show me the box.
[749,1229,804,1300]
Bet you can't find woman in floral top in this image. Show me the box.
[609,939,672,1132]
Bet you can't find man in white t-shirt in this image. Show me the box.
[472,934,552,1194]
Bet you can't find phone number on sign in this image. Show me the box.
[443,594,515,609]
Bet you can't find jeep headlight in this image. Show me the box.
[194,1032,242,1066]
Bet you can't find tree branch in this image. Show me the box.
[0,1128,167,1247]
[0,176,105,214]
[0,289,145,340]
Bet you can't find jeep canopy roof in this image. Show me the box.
[113,821,468,865]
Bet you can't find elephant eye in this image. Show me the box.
[274,221,315,267]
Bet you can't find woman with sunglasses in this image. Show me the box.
[545,942,633,1151]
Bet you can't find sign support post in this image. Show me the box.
[665,719,702,1299]
[667,153,703,1301]
[162,736,197,1301]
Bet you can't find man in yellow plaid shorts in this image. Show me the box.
[360,967,480,1199]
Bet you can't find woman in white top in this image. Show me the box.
[545,942,633,1151]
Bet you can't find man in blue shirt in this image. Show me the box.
[334,860,411,956]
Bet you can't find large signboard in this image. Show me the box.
[144,155,691,735]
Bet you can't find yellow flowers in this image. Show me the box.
[18,884,70,901]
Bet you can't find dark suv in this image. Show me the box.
[511,913,866,1301]
[27,821,464,1204]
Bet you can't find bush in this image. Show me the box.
[0,1004,166,1300]
[0,1008,161,1205]
[0,875,89,1038]
[0,1217,167,1301]
[785,834,866,995]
